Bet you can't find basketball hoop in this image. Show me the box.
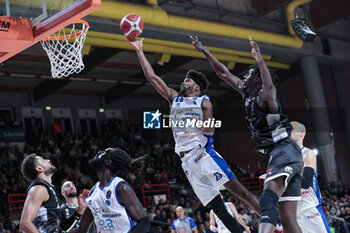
[40,19,90,79]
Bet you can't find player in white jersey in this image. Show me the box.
[290,121,331,233]
[127,36,259,233]
[209,195,251,233]
[71,148,150,233]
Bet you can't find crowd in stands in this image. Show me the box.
[0,119,349,233]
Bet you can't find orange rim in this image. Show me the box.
[44,19,90,41]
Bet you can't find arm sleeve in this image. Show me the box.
[189,218,197,229]
[130,217,150,233]
[172,222,175,231]
[301,166,315,189]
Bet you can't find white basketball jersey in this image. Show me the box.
[211,202,234,233]
[297,147,323,214]
[85,177,135,232]
[170,95,210,155]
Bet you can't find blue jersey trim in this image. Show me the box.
[205,135,214,145]
[115,181,127,206]
[201,95,211,109]
[313,173,323,204]
[316,205,331,233]
[188,217,197,228]
[205,145,236,180]
[87,186,96,198]
[127,214,135,233]
[99,176,116,190]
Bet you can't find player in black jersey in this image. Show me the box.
[19,154,88,233]
[60,181,97,233]
[192,35,303,233]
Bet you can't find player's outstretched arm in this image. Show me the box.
[301,150,317,189]
[209,211,218,232]
[190,35,244,96]
[229,202,251,233]
[249,36,278,112]
[126,37,178,102]
[19,185,49,233]
[117,182,150,233]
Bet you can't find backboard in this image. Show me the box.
[0,0,100,63]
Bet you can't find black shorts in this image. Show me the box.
[264,138,303,201]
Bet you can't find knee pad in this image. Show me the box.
[259,190,279,226]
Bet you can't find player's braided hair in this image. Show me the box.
[109,149,148,177]
[91,148,148,177]
[249,64,279,86]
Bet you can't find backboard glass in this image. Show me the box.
[0,0,100,63]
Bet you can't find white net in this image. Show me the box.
[40,20,89,79]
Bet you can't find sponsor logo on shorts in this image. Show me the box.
[284,166,293,173]
[261,215,270,220]
[194,153,206,163]
[307,212,320,219]
[214,172,223,181]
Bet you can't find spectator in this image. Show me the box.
[0,222,6,233]
[327,209,350,233]
[171,206,198,233]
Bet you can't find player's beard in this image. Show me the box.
[44,165,57,176]
[179,86,191,96]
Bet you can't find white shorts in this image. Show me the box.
[297,205,331,233]
[181,145,236,206]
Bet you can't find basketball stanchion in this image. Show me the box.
[40,19,90,79]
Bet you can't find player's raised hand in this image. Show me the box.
[190,35,206,53]
[126,37,144,52]
[259,173,267,180]
[77,189,89,214]
[249,36,263,63]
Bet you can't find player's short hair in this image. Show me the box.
[249,64,279,86]
[61,181,74,193]
[21,154,38,181]
[290,121,306,133]
[89,148,147,177]
[186,69,209,92]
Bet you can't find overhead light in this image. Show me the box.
[99,108,104,113]
[313,149,318,155]
[45,106,52,111]
[291,17,316,42]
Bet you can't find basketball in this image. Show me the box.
[120,14,144,37]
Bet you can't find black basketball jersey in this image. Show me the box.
[244,95,291,154]
[60,203,79,232]
[26,178,61,233]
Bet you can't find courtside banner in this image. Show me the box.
[0,128,25,142]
